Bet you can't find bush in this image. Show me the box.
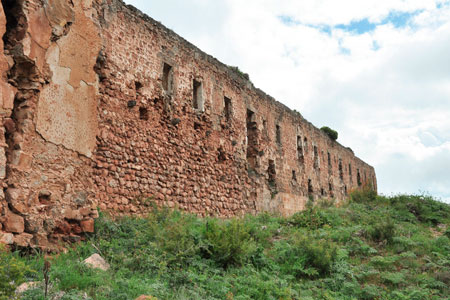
[367,218,396,244]
[320,126,338,141]
[349,188,377,204]
[0,245,33,300]
[275,234,338,278]
[228,66,250,80]
[289,208,331,229]
[202,218,256,268]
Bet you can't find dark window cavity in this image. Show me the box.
[276,124,281,145]
[313,146,319,169]
[268,159,276,185]
[162,63,173,92]
[139,107,149,120]
[308,179,313,195]
[224,96,232,122]
[193,79,203,111]
[246,109,257,169]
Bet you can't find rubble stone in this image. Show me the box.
[83,253,110,271]
[0,232,14,244]
[4,213,25,234]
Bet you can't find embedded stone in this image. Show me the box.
[4,213,24,233]
[0,232,14,244]
[83,253,110,271]
[14,233,33,247]
[15,281,40,294]
[80,218,94,233]
[64,208,83,221]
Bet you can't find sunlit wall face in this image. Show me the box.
[124,0,450,202]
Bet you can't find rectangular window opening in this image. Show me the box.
[308,179,313,195]
[193,79,203,111]
[292,170,297,182]
[268,159,276,185]
[276,124,281,145]
[162,63,173,92]
[224,96,232,122]
[339,159,344,180]
[246,109,257,169]
[297,136,304,164]
[139,107,149,120]
[135,81,143,92]
[313,146,319,169]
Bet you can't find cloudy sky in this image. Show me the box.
[124,0,450,203]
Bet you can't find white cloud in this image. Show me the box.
[124,0,450,202]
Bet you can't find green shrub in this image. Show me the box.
[289,208,330,229]
[228,66,250,80]
[275,234,338,278]
[381,271,406,286]
[0,245,33,300]
[320,126,338,141]
[367,217,396,244]
[202,218,256,268]
[349,188,377,204]
[388,194,450,225]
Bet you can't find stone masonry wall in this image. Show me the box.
[0,0,376,250]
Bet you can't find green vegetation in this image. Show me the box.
[321,126,339,141]
[228,65,250,81]
[2,192,450,300]
[0,245,33,299]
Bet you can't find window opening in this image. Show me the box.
[135,81,143,92]
[268,160,276,185]
[246,109,258,169]
[193,79,203,111]
[162,63,173,92]
[308,179,313,195]
[218,147,226,162]
[313,146,319,169]
[297,136,304,164]
[276,124,281,145]
[224,96,232,122]
[139,107,149,120]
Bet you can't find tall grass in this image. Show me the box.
[2,192,448,300]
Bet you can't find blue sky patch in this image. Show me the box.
[384,10,421,28]
[335,19,376,34]
[278,15,299,26]
[279,9,424,35]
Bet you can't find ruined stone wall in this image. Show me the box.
[0,0,376,249]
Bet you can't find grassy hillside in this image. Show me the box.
[2,191,450,300]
